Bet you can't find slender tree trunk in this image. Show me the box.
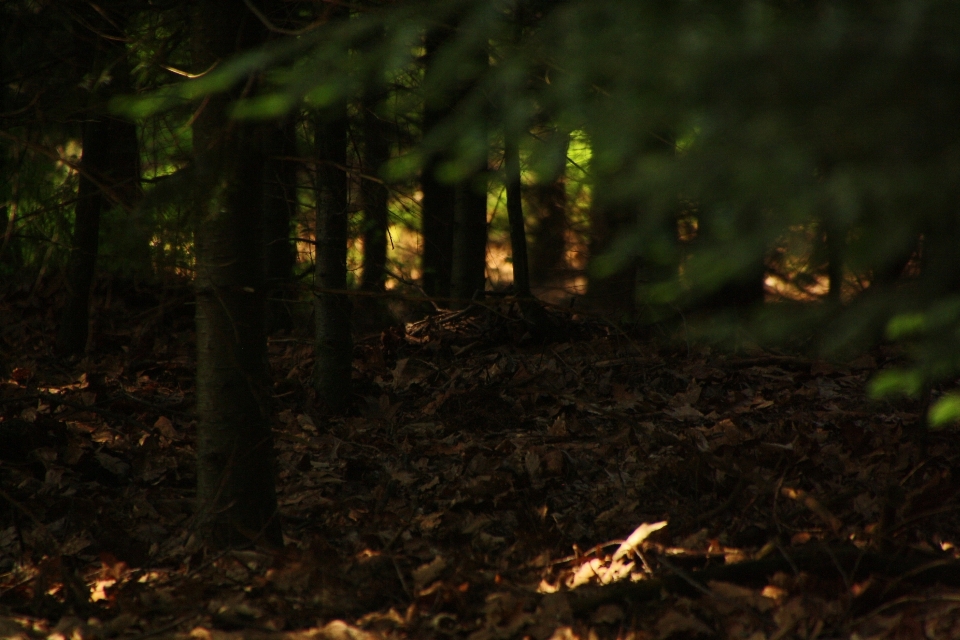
[504,130,531,297]
[360,96,389,293]
[504,128,555,338]
[57,118,108,355]
[105,53,148,281]
[193,0,281,550]
[263,118,298,333]
[824,217,843,303]
[0,137,20,272]
[313,110,353,412]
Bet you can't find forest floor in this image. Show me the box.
[3,281,960,640]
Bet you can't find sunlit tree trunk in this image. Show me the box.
[192,0,282,549]
[263,118,298,333]
[313,107,353,411]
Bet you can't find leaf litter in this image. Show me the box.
[3,286,960,639]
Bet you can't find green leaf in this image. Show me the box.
[886,313,926,340]
[868,369,923,399]
[929,394,960,428]
[229,93,297,120]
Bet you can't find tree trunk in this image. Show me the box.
[313,110,353,412]
[263,118,298,333]
[56,4,144,353]
[504,130,530,297]
[585,196,639,316]
[105,54,148,281]
[449,46,490,308]
[450,161,488,306]
[824,217,843,303]
[56,118,108,355]
[360,96,389,293]
[192,0,281,550]
[420,33,456,302]
[529,132,569,288]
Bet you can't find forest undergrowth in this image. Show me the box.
[3,280,960,640]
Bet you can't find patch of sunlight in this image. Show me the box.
[90,578,116,601]
[137,570,168,583]
[538,522,666,593]
[765,274,828,302]
[485,242,514,289]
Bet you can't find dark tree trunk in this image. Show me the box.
[586,202,638,314]
[192,0,281,550]
[450,162,488,306]
[313,110,353,412]
[57,118,108,355]
[360,96,389,293]
[420,155,456,301]
[504,130,531,298]
[528,129,570,284]
[529,172,568,287]
[450,46,490,308]
[263,118,298,333]
[56,4,144,354]
[824,217,844,303]
[105,57,148,281]
[420,33,456,301]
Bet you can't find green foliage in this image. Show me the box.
[929,394,960,428]
[869,369,924,399]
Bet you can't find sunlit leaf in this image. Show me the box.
[868,369,923,399]
[929,394,960,428]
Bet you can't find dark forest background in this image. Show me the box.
[4,1,960,637]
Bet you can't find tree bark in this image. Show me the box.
[360,96,389,293]
[420,32,456,301]
[585,197,639,316]
[56,118,108,355]
[263,118,298,333]
[192,0,281,550]
[529,133,569,287]
[313,110,353,412]
[504,130,530,298]
[824,217,843,303]
[450,160,488,306]
[56,5,144,354]
[105,54,148,281]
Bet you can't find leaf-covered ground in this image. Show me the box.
[3,282,960,640]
